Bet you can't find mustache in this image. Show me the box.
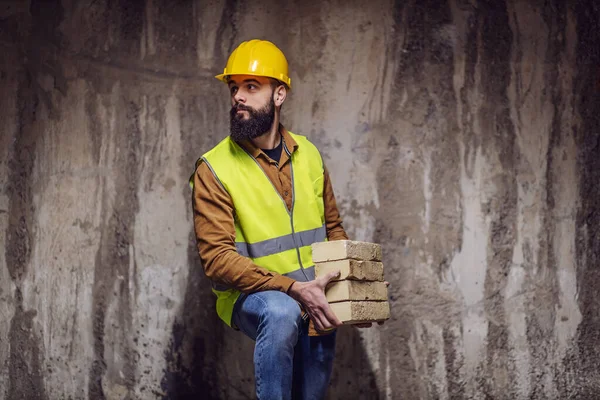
[232,103,253,112]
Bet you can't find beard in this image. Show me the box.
[229,97,275,143]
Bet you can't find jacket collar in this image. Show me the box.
[238,124,298,160]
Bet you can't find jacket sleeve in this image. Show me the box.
[192,162,296,293]
[323,165,349,241]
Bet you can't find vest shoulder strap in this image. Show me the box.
[287,131,324,173]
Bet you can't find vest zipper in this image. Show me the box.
[239,141,309,281]
[288,158,310,280]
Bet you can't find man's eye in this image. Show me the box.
[248,84,256,90]
[230,87,238,95]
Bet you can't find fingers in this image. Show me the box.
[311,313,328,332]
[308,303,342,331]
[321,303,342,328]
[302,274,343,331]
[385,281,390,287]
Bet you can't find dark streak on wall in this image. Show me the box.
[5,75,48,400]
[88,97,142,398]
[4,0,66,398]
[478,1,518,398]
[572,1,600,398]
[159,231,223,399]
[528,2,567,398]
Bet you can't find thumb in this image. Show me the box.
[320,270,341,287]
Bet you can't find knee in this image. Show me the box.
[259,292,302,334]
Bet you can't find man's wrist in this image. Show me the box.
[287,281,303,299]
[288,281,297,294]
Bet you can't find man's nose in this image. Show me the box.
[234,91,246,104]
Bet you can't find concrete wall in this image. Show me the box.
[1,0,599,399]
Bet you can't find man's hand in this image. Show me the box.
[288,270,343,332]
[355,280,390,329]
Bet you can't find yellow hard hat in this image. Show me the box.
[215,39,291,89]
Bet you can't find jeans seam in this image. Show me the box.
[253,294,271,399]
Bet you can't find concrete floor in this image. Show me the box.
[1,0,599,399]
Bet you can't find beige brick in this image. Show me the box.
[329,301,391,324]
[311,240,382,262]
[315,259,384,282]
[325,280,388,303]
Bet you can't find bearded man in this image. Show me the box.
[191,39,356,399]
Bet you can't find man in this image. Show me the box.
[191,39,370,399]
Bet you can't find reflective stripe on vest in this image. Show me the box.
[198,132,326,327]
[235,224,326,258]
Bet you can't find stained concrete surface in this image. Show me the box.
[1,0,599,399]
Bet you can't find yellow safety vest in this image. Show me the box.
[193,132,327,326]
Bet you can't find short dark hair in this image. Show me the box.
[270,78,288,91]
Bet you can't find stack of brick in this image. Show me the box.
[311,240,390,325]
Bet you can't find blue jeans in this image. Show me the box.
[232,290,337,400]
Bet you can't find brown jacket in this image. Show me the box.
[192,125,348,294]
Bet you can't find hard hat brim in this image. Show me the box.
[214,73,228,83]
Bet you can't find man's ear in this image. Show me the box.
[274,85,287,107]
